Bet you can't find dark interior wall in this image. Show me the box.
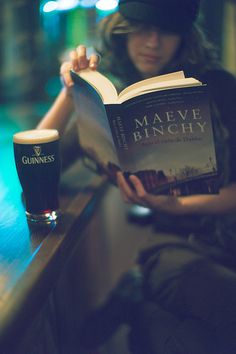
[0,0,44,102]
[200,0,225,56]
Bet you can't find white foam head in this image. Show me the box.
[13,129,59,144]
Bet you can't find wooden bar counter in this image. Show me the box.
[0,133,156,354]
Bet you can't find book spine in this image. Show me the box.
[105,105,128,151]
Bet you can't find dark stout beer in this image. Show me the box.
[13,129,61,222]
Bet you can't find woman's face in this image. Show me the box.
[127,26,182,78]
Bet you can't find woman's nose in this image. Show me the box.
[146,29,161,48]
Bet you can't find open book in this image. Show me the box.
[71,70,219,195]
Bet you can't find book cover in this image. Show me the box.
[71,71,218,195]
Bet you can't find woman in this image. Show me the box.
[38,0,236,353]
[38,0,219,143]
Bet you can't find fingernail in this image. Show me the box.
[77,45,86,55]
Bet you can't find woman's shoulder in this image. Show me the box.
[199,69,236,113]
[200,68,236,90]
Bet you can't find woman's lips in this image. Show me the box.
[139,54,161,63]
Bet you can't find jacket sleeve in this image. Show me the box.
[203,70,236,183]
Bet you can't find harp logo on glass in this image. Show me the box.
[34,145,41,156]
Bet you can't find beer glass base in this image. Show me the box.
[26,210,60,224]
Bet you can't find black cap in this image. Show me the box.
[119,0,201,33]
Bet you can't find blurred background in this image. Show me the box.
[0,0,236,136]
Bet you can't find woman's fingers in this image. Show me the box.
[69,49,79,71]
[117,172,134,202]
[61,45,100,88]
[60,61,74,87]
[117,172,131,202]
[117,172,147,205]
[76,45,89,69]
[68,45,88,72]
[89,53,101,69]
[117,172,182,212]
[68,45,100,72]
[129,175,147,198]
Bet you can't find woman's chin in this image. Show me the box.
[140,70,161,79]
[137,64,163,78]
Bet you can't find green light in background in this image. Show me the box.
[65,8,89,48]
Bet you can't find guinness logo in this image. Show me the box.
[22,146,55,165]
[34,146,41,156]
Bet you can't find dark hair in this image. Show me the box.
[95,12,220,89]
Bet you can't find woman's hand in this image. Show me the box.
[60,45,100,88]
[116,172,183,214]
[37,46,100,134]
[117,172,236,216]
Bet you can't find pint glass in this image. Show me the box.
[13,129,61,223]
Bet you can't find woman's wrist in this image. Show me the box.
[156,195,186,215]
[61,86,73,101]
[59,87,75,113]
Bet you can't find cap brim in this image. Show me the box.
[119,1,193,33]
[119,2,157,24]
